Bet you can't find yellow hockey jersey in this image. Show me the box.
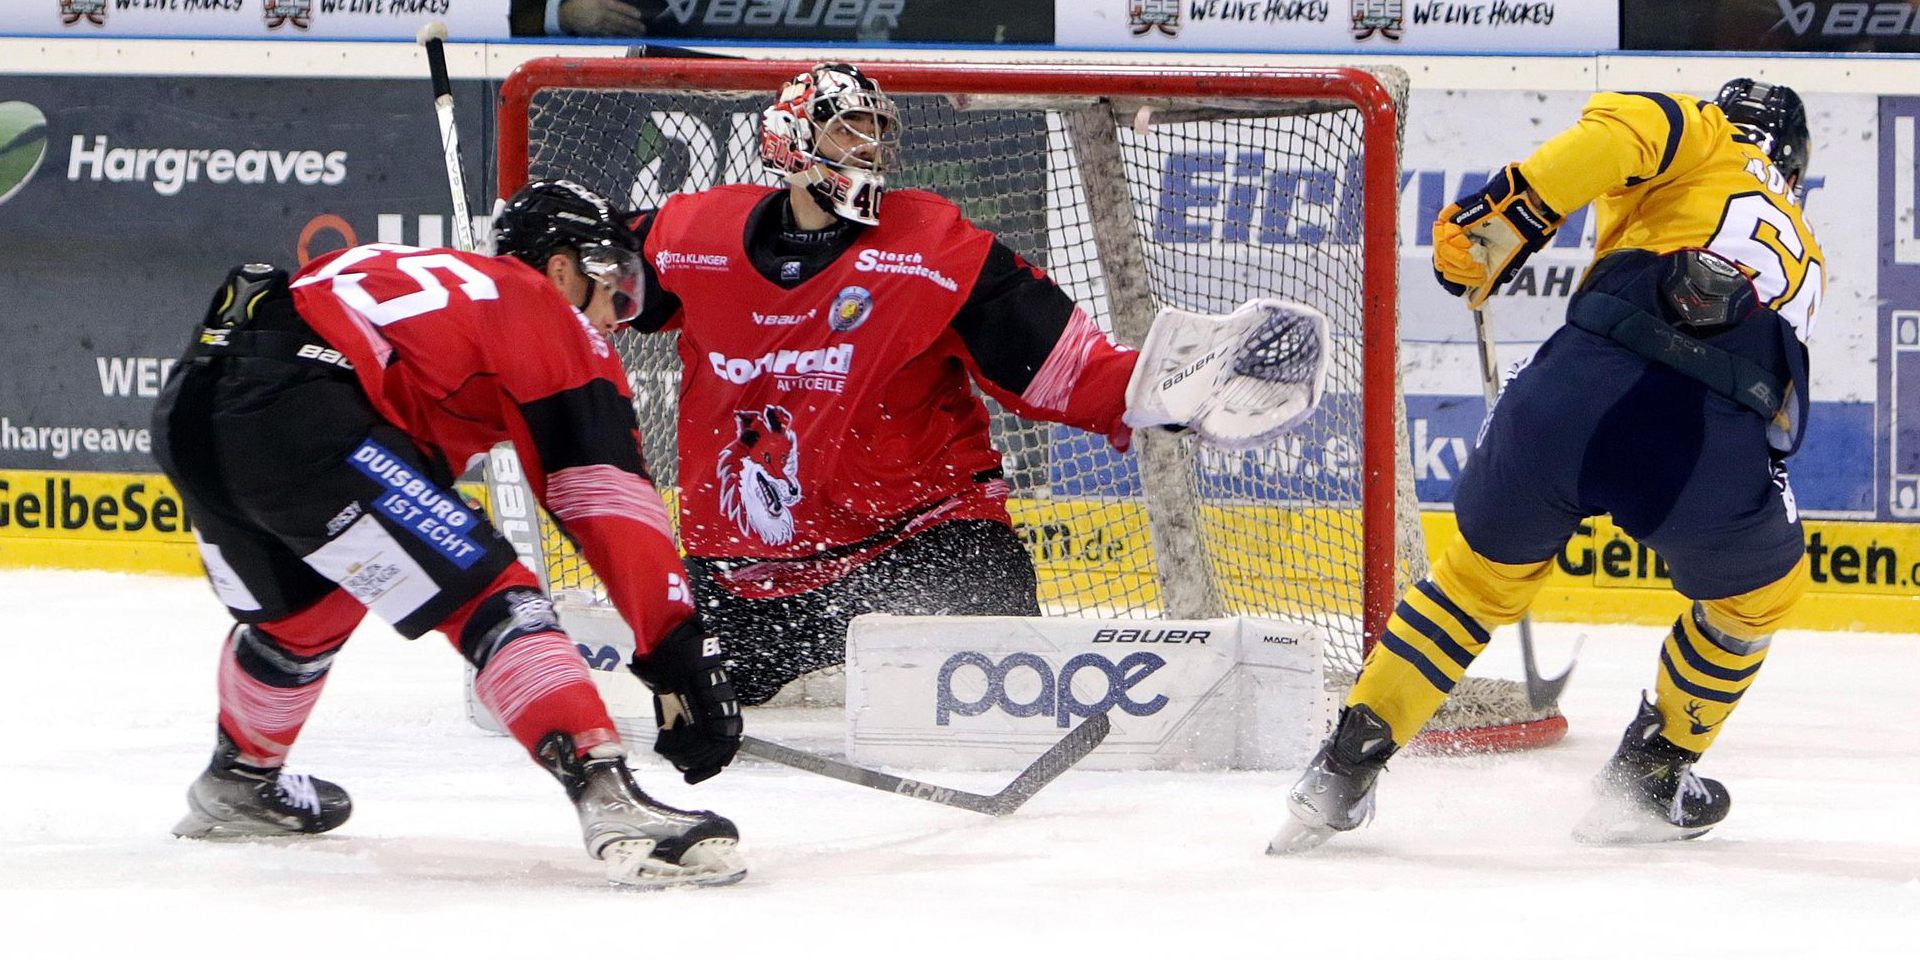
[1519,91,1825,337]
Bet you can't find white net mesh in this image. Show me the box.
[503,60,1560,745]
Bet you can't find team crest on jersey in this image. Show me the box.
[718,405,803,546]
[829,285,874,332]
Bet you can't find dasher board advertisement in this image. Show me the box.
[1057,1,1618,52]
[1623,1,1920,53]
[5,1,509,40]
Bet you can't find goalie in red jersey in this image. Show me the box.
[151,180,743,888]
[617,63,1333,704]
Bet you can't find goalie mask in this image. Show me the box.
[760,63,900,225]
[1715,78,1811,189]
[493,179,644,323]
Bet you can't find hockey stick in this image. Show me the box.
[1469,304,1578,711]
[418,21,476,253]
[420,21,550,733]
[738,711,1112,817]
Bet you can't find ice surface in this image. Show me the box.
[3,571,1915,957]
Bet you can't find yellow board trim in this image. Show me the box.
[4,468,1915,633]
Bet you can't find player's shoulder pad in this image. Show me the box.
[707,183,784,202]
[1587,90,1707,184]
[879,188,972,230]
[652,183,776,231]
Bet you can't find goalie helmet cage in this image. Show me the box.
[496,57,1565,752]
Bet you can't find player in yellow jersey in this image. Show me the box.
[1271,80,1821,851]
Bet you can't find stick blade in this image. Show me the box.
[1518,622,1579,712]
[985,710,1112,816]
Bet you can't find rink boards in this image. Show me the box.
[3,466,1914,632]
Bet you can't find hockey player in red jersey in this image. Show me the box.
[619,63,1332,704]
[151,180,744,888]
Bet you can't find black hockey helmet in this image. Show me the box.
[492,178,639,267]
[1715,78,1811,185]
[492,179,643,322]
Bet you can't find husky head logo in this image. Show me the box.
[717,405,802,545]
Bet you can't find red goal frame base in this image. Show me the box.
[1411,715,1569,755]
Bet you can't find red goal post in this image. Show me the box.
[494,57,1566,752]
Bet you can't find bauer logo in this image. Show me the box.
[1772,1,1919,38]
[0,102,49,207]
[660,0,904,30]
[1091,627,1210,644]
[753,308,816,326]
[935,651,1169,728]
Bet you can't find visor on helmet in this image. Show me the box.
[579,241,642,324]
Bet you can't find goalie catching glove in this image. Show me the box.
[1434,163,1563,308]
[629,617,743,784]
[1124,298,1331,450]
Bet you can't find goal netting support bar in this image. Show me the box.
[494,57,1565,752]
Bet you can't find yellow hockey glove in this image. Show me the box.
[1433,164,1562,309]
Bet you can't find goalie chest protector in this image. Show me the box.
[645,185,1000,562]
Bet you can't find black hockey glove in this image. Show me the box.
[629,617,743,784]
[1433,163,1562,308]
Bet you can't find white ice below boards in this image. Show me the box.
[3,570,1915,957]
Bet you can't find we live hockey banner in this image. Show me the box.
[1,0,509,40]
[0,75,489,475]
[1057,1,1617,52]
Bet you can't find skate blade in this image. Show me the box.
[1266,816,1338,856]
[171,809,311,840]
[1571,793,1713,846]
[601,837,747,889]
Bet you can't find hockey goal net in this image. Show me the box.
[496,57,1564,752]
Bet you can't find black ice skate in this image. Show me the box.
[1573,696,1731,845]
[1268,704,1397,855]
[537,734,745,889]
[172,731,351,839]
